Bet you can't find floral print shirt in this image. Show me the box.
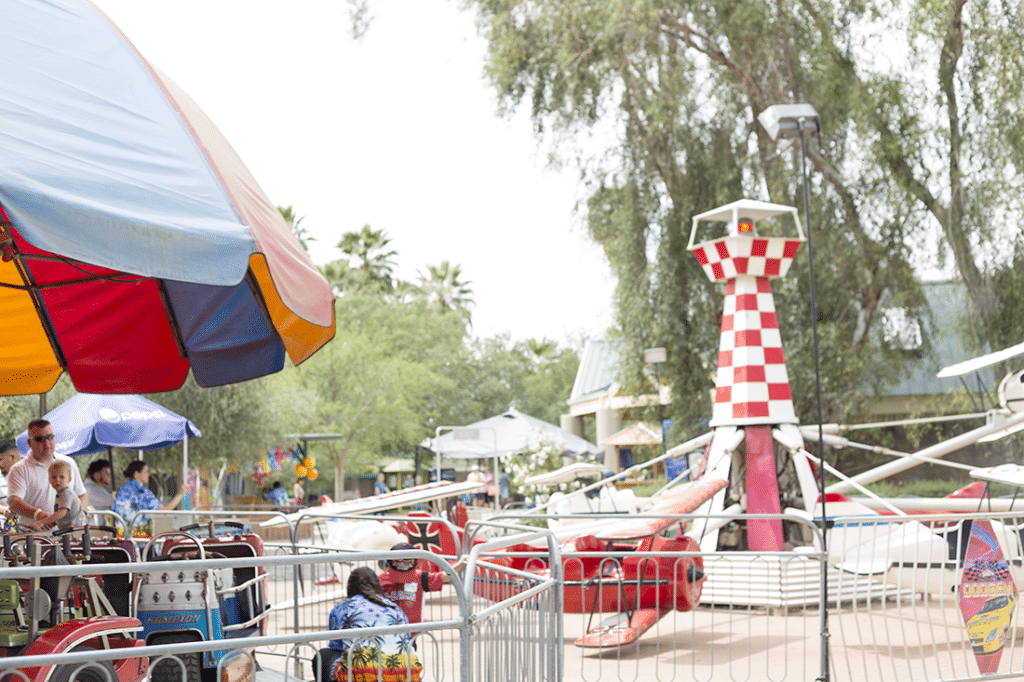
[328,594,421,682]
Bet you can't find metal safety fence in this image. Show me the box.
[3,508,1024,682]
[0,513,561,682]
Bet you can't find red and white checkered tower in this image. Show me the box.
[688,200,806,551]
[689,201,804,427]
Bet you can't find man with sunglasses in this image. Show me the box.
[8,419,87,530]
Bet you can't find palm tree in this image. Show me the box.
[417,260,474,325]
[527,338,557,362]
[337,224,397,293]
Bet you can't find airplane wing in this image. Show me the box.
[260,480,482,527]
[970,463,1024,487]
[937,340,1024,378]
[593,477,726,542]
[524,462,613,486]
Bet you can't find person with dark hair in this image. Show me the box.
[379,543,467,625]
[266,481,289,507]
[0,438,21,519]
[322,566,421,682]
[8,419,87,529]
[84,458,114,511]
[113,460,185,536]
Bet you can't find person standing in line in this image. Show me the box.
[374,472,389,496]
[467,464,484,507]
[482,465,495,506]
[293,478,305,507]
[498,468,511,507]
[8,419,86,530]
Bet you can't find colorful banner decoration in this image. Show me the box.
[958,520,1017,674]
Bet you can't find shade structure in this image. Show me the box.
[15,393,200,457]
[599,422,663,446]
[0,0,335,395]
[425,409,603,459]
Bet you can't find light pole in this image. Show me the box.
[757,102,827,682]
[643,347,669,455]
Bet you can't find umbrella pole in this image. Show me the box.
[183,437,190,511]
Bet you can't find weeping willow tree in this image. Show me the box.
[466,0,1024,441]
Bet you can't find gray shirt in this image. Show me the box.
[54,487,85,530]
[84,478,114,511]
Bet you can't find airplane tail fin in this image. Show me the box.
[946,481,988,499]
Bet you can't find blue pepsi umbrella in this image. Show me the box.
[17,393,200,457]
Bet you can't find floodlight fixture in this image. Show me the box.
[757,103,821,141]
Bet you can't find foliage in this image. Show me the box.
[466,0,1024,446]
[323,224,399,295]
[138,375,283,482]
[863,478,1020,499]
[416,260,474,326]
[499,431,593,498]
[281,287,583,494]
[452,334,581,427]
[9,222,584,500]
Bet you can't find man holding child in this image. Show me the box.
[7,419,87,530]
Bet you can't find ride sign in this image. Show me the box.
[958,520,1018,673]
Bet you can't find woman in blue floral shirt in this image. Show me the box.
[325,567,421,682]
[113,461,185,536]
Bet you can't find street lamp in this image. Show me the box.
[758,102,828,681]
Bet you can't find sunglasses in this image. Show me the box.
[30,434,55,443]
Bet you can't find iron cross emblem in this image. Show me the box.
[406,520,443,553]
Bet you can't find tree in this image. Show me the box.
[286,289,470,497]
[326,224,399,294]
[454,334,581,426]
[139,375,283,484]
[467,0,1024,440]
[416,261,474,325]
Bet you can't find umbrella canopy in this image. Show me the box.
[599,422,663,446]
[424,409,603,459]
[0,0,335,395]
[16,393,200,457]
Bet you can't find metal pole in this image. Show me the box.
[800,123,829,682]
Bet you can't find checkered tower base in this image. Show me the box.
[690,235,804,427]
[711,275,797,426]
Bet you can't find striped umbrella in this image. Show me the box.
[0,0,335,394]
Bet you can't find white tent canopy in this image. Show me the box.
[423,409,602,460]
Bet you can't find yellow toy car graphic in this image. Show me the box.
[966,593,1017,655]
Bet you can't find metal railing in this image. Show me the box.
[4,508,1024,682]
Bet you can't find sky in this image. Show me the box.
[96,0,616,345]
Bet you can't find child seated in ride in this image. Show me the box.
[320,567,422,682]
[379,542,467,626]
[30,460,84,531]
